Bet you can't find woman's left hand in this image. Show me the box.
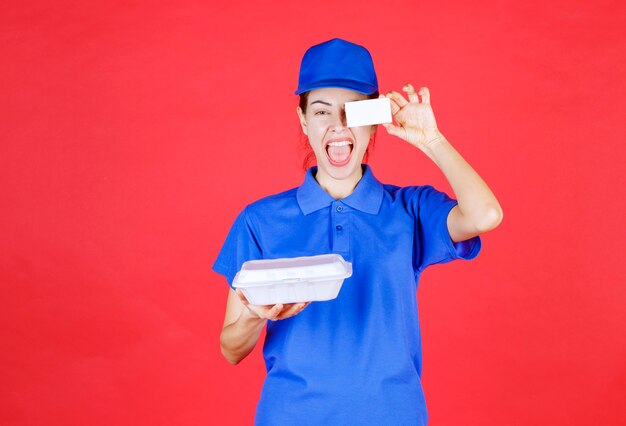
[381,84,444,150]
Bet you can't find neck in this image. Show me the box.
[315,166,364,200]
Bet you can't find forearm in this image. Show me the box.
[220,308,267,365]
[422,134,503,231]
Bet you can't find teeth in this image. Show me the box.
[327,141,353,147]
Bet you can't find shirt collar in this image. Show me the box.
[296,164,384,215]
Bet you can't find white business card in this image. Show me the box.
[345,98,392,127]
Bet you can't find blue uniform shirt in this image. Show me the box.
[213,165,481,426]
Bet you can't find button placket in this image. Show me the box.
[331,202,349,253]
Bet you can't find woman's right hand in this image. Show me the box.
[235,289,311,321]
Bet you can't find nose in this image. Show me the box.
[330,108,348,132]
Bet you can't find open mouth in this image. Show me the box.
[325,139,354,167]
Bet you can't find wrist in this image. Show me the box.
[241,305,265,323]
[420,132,448,158]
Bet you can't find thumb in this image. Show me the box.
[235,289,250,305]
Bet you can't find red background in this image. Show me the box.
[2,1,625,425]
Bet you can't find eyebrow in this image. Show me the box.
[310,100,332,106]
[309,99,362,107]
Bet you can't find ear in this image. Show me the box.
[296,106,308,136]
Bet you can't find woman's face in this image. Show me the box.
[297,88,376,182]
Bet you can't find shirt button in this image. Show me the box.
[336,225,343,231]
[336,206,344,212]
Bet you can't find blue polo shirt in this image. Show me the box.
[213,165,481,426]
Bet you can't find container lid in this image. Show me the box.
[233,254,352,288]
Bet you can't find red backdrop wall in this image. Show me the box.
[2,1,625,425]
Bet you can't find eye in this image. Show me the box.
[314,110,329,115]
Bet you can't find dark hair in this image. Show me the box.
[298,90,379,170]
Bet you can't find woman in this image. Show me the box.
[213,38,502,425]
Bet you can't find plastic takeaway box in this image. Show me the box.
[232,254,352,305]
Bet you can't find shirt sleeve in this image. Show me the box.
[212,207,263,289]
[413,185,481,273]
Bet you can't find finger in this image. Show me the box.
[382,122,408,140]
[277,302,307,320]
[403,83,419,103]
[419,86,430,104]
[388,98,402,115]
[385,90,408,109]
[268,303,284,320]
